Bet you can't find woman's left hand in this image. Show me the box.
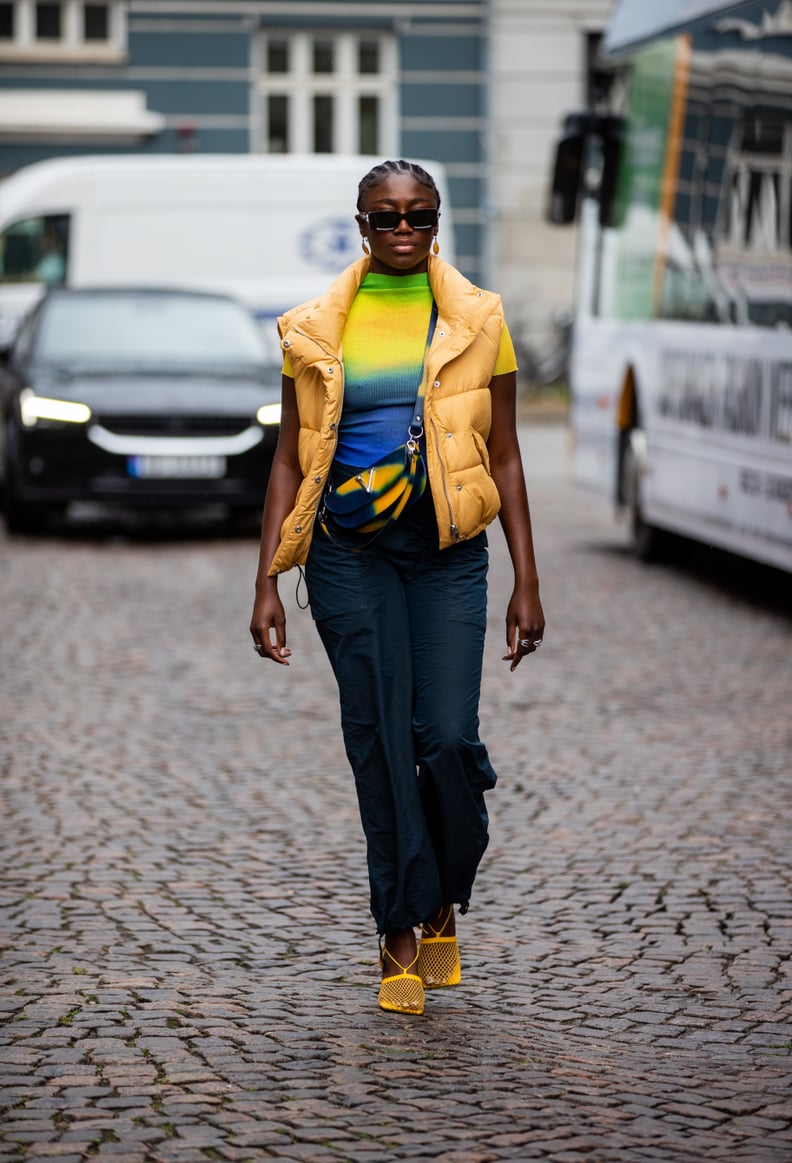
[503,582,545,671]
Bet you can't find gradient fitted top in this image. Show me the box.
[282,272,517,466]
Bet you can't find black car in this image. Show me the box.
[0,287,282,532]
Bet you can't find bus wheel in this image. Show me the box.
[622,428,667,563]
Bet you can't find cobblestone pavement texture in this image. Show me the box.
[1,422,790,1163]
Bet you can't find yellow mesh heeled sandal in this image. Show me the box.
[417,906,461,989]
[378,941,425,1015]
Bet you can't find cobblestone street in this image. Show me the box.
[1,422,790,1162]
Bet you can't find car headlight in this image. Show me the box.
[256,402,281,426]
[20,388,92,427]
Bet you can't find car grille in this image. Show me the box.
[97,415,251,437]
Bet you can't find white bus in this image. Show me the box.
[0,153,454,357]
[548,0,792,573]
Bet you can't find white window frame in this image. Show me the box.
[0,0,126,62]
[255,30,398,156]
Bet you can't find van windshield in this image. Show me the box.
[35,292,268,370]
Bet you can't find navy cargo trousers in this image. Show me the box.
[305,487,498,935]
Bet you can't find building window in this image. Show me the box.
[312,37,333,74]
[36,1,61,39]
[358,95,378,154]
[0,3,15,38]
[313,93,333,152]
[267,94,289,153]
[358,40,379,75]
[267,38,288,73]
[0,0,124,58]
[256,29,397,156]
[83,2,108,41]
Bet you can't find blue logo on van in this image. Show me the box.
[300,218,358,271]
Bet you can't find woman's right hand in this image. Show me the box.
[249,373,300,667]
[250,583,292,665]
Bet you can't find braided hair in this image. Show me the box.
[356,159,441,211]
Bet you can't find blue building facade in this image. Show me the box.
[0,0,490,281]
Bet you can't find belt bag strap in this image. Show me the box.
[407,300,439,452]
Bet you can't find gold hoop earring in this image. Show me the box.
[432,236,440,256]
[361,238,370,255]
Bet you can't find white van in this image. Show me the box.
[0,153,455,355]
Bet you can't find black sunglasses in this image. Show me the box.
[358,209,439,232]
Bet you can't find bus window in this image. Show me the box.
[659,100,792,328]
[730,115,787,250]
[0,214,70,286]
[716,114,792,328]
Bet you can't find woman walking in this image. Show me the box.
[250,159,544,1015]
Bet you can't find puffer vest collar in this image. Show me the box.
[279,255,499,363]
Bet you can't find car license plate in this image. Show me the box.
[127,455,227,479]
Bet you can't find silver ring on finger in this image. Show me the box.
[519,638,532,648]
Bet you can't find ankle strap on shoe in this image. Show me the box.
[380,939,420,976]
[421,904,453,939]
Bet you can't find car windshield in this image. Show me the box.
[35,293,268,370]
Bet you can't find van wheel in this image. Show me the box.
[621,428,668,563]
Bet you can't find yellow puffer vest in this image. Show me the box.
[268,254,505,576]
